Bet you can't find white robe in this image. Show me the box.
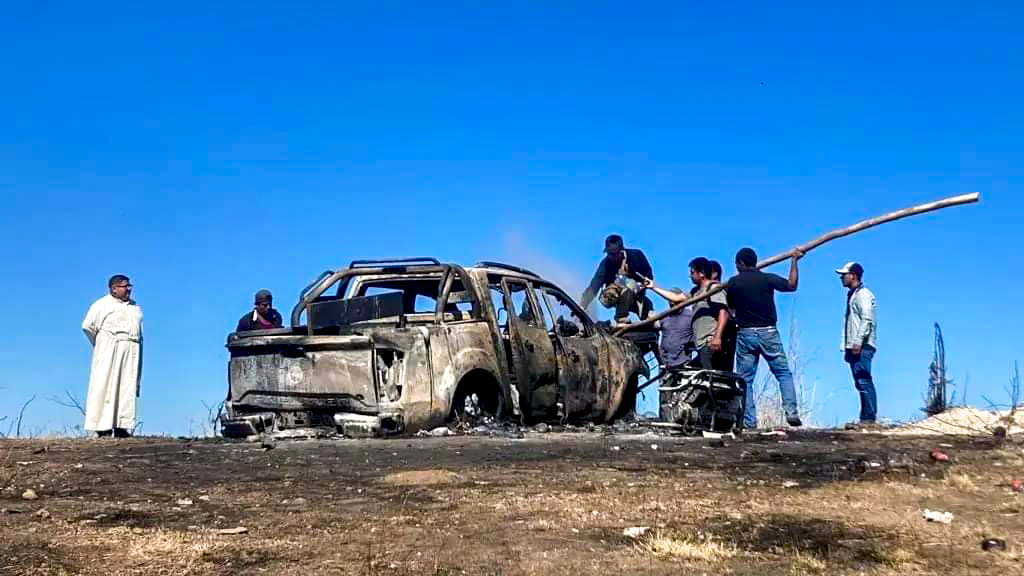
[82,294,143,431]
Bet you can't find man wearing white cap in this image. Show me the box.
[837,262,878,423]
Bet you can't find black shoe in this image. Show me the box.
[786,416,803,427]
[96,430,112,438]
[113,428,132,438]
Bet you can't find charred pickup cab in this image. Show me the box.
[222,258,645,437]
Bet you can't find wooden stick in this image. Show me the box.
[614,192,980,336]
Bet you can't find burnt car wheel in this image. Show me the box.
[449,371,503,423]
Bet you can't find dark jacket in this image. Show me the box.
[580,248,654,308]
[236,308,284,332]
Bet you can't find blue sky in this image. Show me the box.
[1,2,1020,435]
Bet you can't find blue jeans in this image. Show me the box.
[845,345,877,421]
[735,327,799,428]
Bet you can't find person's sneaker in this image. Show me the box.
[786,416,803,427]
[844,420,882,431]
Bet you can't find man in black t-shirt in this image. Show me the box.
[725,247,803,428]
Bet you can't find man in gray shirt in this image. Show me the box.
[646,258,731,371]
[657,287,694,369]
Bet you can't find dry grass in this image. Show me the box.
[943,471,977,491]
[875,545,922,570]
[789,550,827,574]
[84,527,224,575]
[378,469,461,486]
[640,532,735,562]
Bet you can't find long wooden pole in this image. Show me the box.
[613,192,980,336]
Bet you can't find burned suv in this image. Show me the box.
[222,258,644,437]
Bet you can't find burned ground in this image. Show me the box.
[1,430,1021,575]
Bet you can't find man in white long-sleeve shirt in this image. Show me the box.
[836,262,877,423]
[81,275,143,438]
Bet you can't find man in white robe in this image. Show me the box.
[82,275,143,437]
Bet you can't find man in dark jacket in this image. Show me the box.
[236,289,284,332]
[580,234,654,325]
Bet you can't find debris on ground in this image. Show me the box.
[260,436,276,450]
[702,431,736,439]
[886,454,915,471]
[923,509,954,524]
[533,423,550,433]
[216,527,248,535]
[782,481,799,489]
[34,509,50,520]
[930,449,950,462]
[21,489,39,501]
[981,538,1007,552]
[623,526,651,539]
[889,406,1024,436]
[417,427,452,438]
[1011,479,1022,492]
[176,499,193,506]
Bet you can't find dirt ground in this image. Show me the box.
[1,428,1022,575]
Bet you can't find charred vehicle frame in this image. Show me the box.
[222,258,644,437]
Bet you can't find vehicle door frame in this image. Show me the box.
[500,276,559,422]
[534,283,607,421]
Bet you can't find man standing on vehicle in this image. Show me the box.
[726,248,803,428]
[837,261,878,425]
[236,289,283,332]
[81,275,143,438]
[580,234,655,326]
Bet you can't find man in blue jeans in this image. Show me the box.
[725,247,803,428]
[837,261,878,424]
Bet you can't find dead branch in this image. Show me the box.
[980,395,1007,411]
[616,192,980,335]
[1007,361,1020,416]
[15,395,36,438]
[49,389,86,416]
